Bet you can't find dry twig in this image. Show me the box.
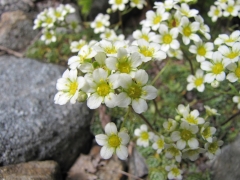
[0,45,24,58]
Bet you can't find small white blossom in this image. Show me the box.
[181,109,205,125]
[222,0,240,17]
[130,0,146,9]
[54,69,85,105]
[70,40,87,53]
[48,5,67,21]
[174,3,198,18]
[109,0,129,11]
[165,165,183,180]
[167,48,183,60]
[132,27,156,42]
[64,4,76,13]
[227,60,240,82]
[176,104,190,116]
[40,30,56,44]
[171,122,199,150]
[95,122,130,160]
[205,137,223,159]
[189,40,214,62]
[214,30,240,46]
[201,52,228,83]
[208,5,222,22]
[218,42,240,65]
[204,105,220,116]
[100,28,117,41]
[187,69,206,92]
[194,15,211,40]
[201,122,216,143]
[134,124,154,147]
[152,135,165,153]
[90,13,110,34]
[182,148,205,161]
[165,144,182,162]
[179,17,200,45]
[167,11,182,30]
[163,118,178,132]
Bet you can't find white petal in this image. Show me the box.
[118,132,130,145]
[95,134,108,146]
[171,131,181,141]
[116,145,128,160]
[87,93,103,109]
[116,92,131,107]
[105,93,117,108]
[142,85,157,100]
[188,138,199,148]
[132,99,148,114]
[177,139,186,150]
[134,70,148,85]
[106,57,117,70]
[100,146,114,159]
[105,122,118,135]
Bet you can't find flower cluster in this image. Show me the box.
[133,104,222,179]
[33,4,77,44]
[208,0,240,22]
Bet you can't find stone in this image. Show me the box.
[0,160,62,180]
[212,134,240,180]
[0,10,38,51]
[0,55,93,172]
[128,147,148,179]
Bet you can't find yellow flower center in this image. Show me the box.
[212,63,223,75]
[225,38,234,43]
[172,168,180,176]
[167,121,173,131]
[45,17,53,24]
[157,139,164,149]
[183,26,192,37]
[105,32,111,38]
[141,34,149,41]
[202,127,211,138]
[140,131,149,140]
[69,82,78,95]
[153,15,162,25]
[180,129,193,141]
[127,83,142,99]
[45,32,53,39]
[97,81,111,97]
[132,0,139,3]
[186,115,198,125]
[163,34,172,44]
[168,146,180,156]
[227,6,234,13]
[115,0,122,5]
[170,19,178,28]
[104,47,117,54]
[108,134,121,148]
[197,46,206,56]
[77,43,84,50]
[117,60,131,73]
[208,142,218,154]
[214,9,220,16]
[54,11,61,18]
[227,52,238,59]
[96,21,103,28]
[194,78,203,87]
[139,46,154,57]
[235,67,240,78]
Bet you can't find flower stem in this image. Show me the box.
[151,60,169,85]
[137,113,155,132]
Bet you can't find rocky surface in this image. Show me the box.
[0,160,62,180]
[0,55,93,172]
[212,135,240,180]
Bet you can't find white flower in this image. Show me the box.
[233,93,240,109]
[163,118,178,132]
[106,48,142,75]
[134,124,154,147]
[218,42,240,64]
[204,105,220,116]
[116,70,157,114]
[68,45,97,69]
[215,0,228,7]
[40,30,56,45]
[165,144,182,162]
[90,13,110,34]
[179,17,200,45]
[227,60,240,82]
[205,137,223,159]
[130,39,166,62]
[152,24,179,52]
[48,5,67,21]
[68,21,81,33]
[222,0,240,17]
[187,69,206,92]
[70,40,87,53]
[189,40,213,62]
[181,109,205,125]
[130,0,147,9]
[109,0,129,11]
[141,8,169,31]
[152,135,165,153]
[182,148,205,161]
[95,122,130,160]
[201,51,228,83]
[176,104,190,116]
[167,11,182,29]
[54,69,85,105]
[132,27,156,42]
[167,48,183,60]
[85,68,119,109]
[171,122,199,150]
[100,28,117,41]
[211,80,220,88]
[163,0,177,10]
[201,122,216,143]
[214,30,240,46]
[64,4,76,13]
[174,3,198,18]
[208,5,222,22]
[40,13,56,28]
[93,39,126,57]
[165,165,183,180]
[194,15,211,40]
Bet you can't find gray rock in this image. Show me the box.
[0,55,93,172]
[0,160,62,180]
[212,134,240,180]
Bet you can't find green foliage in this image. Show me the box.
[185,172,211,180]
[77,0,93,17]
